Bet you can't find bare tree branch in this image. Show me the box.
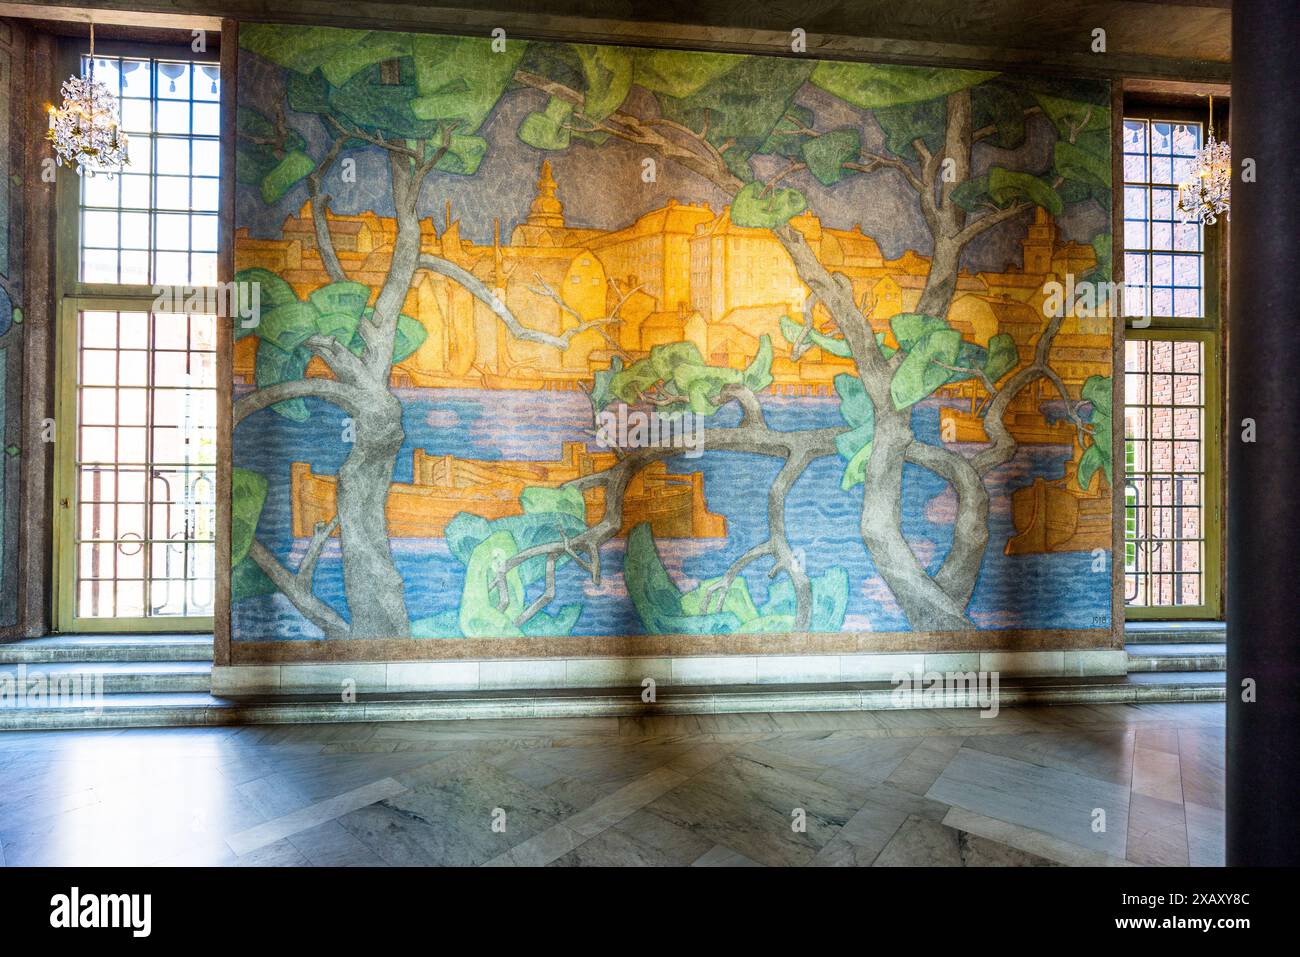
[417,254,614,351]
[305,134,350,283]
[249,540,350,640]
[233,376,358,425]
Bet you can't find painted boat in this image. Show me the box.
[291,441,727,540]
[940,406,1078,445]
[1005,469,1110,555]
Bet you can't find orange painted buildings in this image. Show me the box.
[235,162,1112,430]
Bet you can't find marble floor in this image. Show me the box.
[0,702,1224,867]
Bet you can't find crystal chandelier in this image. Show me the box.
[1176,95,1230,225]
[46,24,129,177]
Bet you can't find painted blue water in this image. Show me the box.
[232,388,1111,640]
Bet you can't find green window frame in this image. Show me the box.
[52,37,222,632]
[1121,105,1224,619]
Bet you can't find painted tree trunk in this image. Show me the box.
[320,152,426,638]
[916,231,962,318]
[860,408,974,631]
[335,384,410,637]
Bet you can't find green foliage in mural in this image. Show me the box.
[231,468,268,567]
[1077,375,1114,490]
[800,128,862,186]
[834,374,875,491]
[237,25,522,201]
[885,314,1025,413]
[455,528,583,638]
[232,26,1116,642]
[624,524,849,634]
[235,268,427,421]
[779,314,851,358]
[603,337,772,417]
[230,467,278,604]
[441,489,590,638]
[730,182,808,228]
[809,63,995,111]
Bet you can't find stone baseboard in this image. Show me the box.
[211,649,1127,696]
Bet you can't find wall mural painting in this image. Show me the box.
[232,26,1115,645]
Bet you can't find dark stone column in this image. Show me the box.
[1227,0,1300,866]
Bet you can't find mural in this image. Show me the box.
[232,26,1115,644]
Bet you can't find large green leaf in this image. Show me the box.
[319,32,415,86]
[519,603,583,637]
[230,468,269,567]
[328,61,434,138]
[258,301,320,353]
[987,166,1063,217]
[520,485,586,520]
[1077,375,1113,489]
[780,314,850,358]
[971,78,1033,150]
[649,341,706,380]
[1055,139,1110,189]
[459,530,525,638]
[874,96,947,161]
[890,329,961,410]
[950,173,992,213]
[761,568,850,631]
[241,25,410,83]
[236,108,309,190]
[800,128,860,185]
[656,56,813,155]
[672,363,741,416]
[573,44,633,121]
[624,523,685,630]
[285,69,334,116]
[410,34,525,131]
[1088,235,1113,284]
[518,96,574,151]
[259,150,316,205]
[1032,90,1111,138]
[890,313,951,352]
[314,311,362,344]
[758,105,815,159]
[983,333,1019,383]
[392,314,429,364]
[681,575,759,623]
[742,334,774,392]
[590,356,623,414]
[234,267,298,313]
[631,49,741,98]
[435,134,489,175]
[623,524,739,634]
[1077,443,1107,491]
[254,340,312,421]
[731,181,807,229]
[444,510,585,588]
[348,309,428,364]
[608,356,664,405]
[834,373,874,430]
[838,433,875,491]
[833,374,876,490]
[809,63,994,110]
[308,281,370,320]
[1082,373,1112,418]
[231,556,277,604]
